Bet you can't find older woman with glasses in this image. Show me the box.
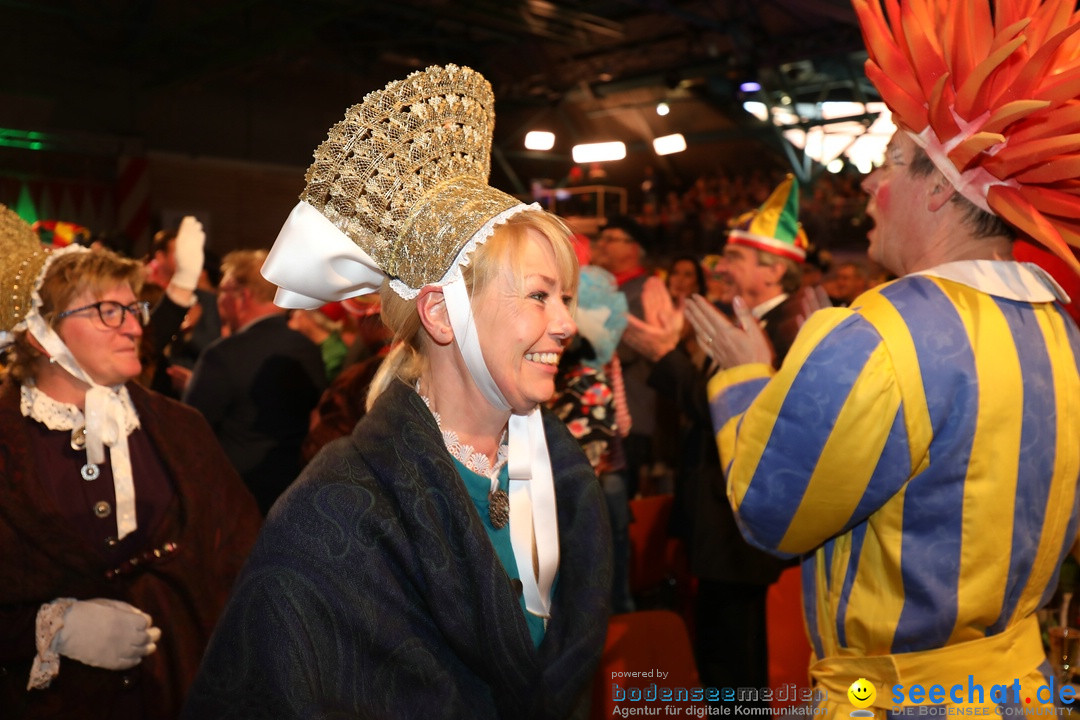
[0,205,261,720]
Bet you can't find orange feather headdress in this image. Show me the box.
[852,0,1080,274]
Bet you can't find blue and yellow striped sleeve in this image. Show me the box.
[707,306,911,558]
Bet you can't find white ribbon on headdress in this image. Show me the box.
[262,198,560,619]
[262,201,387,309]
[23,256,139,540]
[444,275,559,621]
[908,109,1017,215]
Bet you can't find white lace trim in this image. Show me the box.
[28,598,76,690]
[9,245,88,338]
[20,383,140,435]
[388,202,540,300]
[416,388,507,484]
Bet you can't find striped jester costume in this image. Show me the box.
[709,263,1080,715]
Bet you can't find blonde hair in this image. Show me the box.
[366,210,578,410]
[221,249,277,303]
[5,249,143,384]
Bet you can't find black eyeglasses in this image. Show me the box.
[57,300,151,328]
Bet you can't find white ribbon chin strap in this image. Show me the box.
[444,275,560,621]
[507,411,559,620]
[25,313,138,540]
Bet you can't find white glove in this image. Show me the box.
[171,215,205,292]
[55,598,162,670]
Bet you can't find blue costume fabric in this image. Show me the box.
[183,380,612,719]
[707,262,1080,713]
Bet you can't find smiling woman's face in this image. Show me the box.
[472,229,577,414]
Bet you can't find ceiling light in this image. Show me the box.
[652,133,686,155]
[524,130,555,151]
[572,141,626,163]
[753,100,895,172]
[656,102,670,116]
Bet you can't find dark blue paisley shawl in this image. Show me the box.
[183,379,613,719]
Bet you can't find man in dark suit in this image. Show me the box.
[183,249,326,514]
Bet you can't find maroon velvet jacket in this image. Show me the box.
[0,378,262,720]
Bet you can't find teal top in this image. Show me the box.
[452,457,546,647]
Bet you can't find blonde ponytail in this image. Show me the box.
[365,282,426,411]
[366,342,419,411]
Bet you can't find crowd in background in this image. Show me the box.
[10,0,1080,715]
[4,148,1078,717]
[569,165,873,260]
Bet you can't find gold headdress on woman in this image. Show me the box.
[263,63,529,304]
[853,0,1080,274]
[0,204,50,346]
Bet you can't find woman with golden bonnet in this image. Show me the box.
[184,65,612,719]
[0,206,261,719]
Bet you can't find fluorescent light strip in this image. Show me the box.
[572,141,626,163]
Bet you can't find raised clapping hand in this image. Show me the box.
[171,216,206,293]
[621,276,684,363]
[684,295,773,370]
[795,284,832,326]
[640,275,682,332]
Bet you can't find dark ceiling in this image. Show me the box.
[0,0,874,193]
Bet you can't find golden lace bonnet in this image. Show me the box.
[263,63,530,304]
[0,204,50,347]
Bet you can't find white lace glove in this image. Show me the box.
[55,598,162,670]
[171,215,205,292]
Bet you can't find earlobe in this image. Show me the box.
[416,286,454,346]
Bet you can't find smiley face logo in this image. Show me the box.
[847,677,877,709]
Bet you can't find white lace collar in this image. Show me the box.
[416,387,507,481]
[20,383,140,435]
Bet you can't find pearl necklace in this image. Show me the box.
[416,387,510,529]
